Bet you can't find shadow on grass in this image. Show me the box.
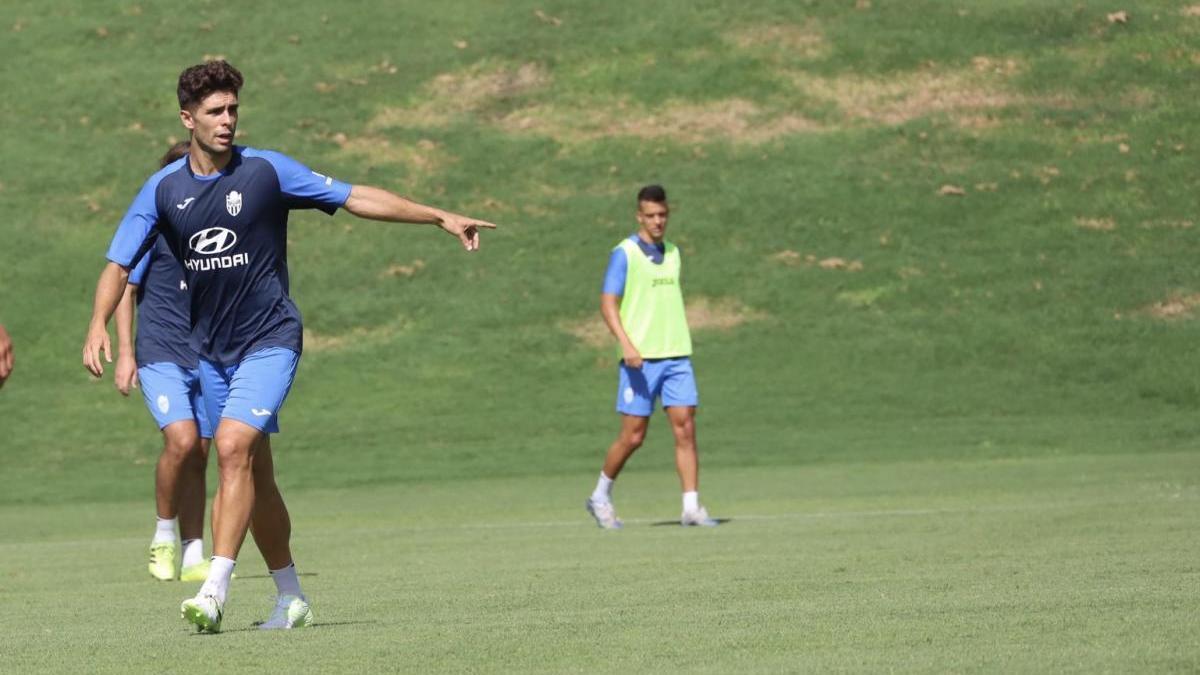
[189,620,378,635]
[649,518,732,527]
[228,572,320,580]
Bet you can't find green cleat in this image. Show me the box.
[148,541,179,581]
[181,593,223,633]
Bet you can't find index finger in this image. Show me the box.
[469,219,498,230]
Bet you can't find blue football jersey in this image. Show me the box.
[106,146,352,366]
[128,237,196,369]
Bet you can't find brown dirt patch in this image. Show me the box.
[725,22,830,59]
[561,295,767,348]
[1143,294,1200,320]
[1184,5,1200,17]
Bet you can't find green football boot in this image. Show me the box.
[148,541,179,581]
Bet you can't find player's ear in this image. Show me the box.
[179,108,195,131]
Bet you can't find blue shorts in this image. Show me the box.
[138,362,213,438]
[616,357,699,417]
[198,347,299,434]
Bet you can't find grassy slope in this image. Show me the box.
[2,1,1200,502]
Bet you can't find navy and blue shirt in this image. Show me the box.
[128,238,196,369]
[602,234,666,295]
[107,146,352,366]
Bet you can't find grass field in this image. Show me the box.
[4,452,1197,672]
[2,0,1200,671]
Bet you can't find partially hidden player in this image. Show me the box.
[82,60,497,633]
[585,185,717,529]
[113,141,218,582]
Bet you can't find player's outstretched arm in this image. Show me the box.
[113,283,139,395]
[342,185,498,252]
[82,262,132,378]
[0,324,13,389]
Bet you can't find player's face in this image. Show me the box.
[636,200,669,242]
[180,90,239,156]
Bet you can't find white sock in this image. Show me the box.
[200,556,236,604]
[153,517,177,544]
[181,539,204,568]
[270,563,303,599]
[683,491,699,513]
[591,472,615,504]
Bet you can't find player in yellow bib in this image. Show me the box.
[586,185,717,528]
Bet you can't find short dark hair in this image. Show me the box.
[177,60,243,110]
[160,140,191,168]
[637,184,667,204]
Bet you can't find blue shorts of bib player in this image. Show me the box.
[198,347,299,434]
[616,357,699,417]
[138,362,214,438]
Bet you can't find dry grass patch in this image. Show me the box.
[304,321,410,352]
[501,98,820,144]
[1142,294,1200,320]
[329,134,450,175]
[725,22,830,59]
[1075,216,1116,231]
[1184,5,1200,17]
[370,62,550,130]
[562,296,766,348]
[789,64,1043,127]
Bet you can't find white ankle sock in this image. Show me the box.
[270,563,303,598]
[181,539,204,568]
[683,491,699,512]
[200,556,236,604]
[153,517,177,544]
[591,472,614,504]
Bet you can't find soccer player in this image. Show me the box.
[82,60,497,633]
[113,141,219,582]
[0,323,12,389]
[585,185,717,529]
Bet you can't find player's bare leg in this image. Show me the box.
[155,420,203,524]
[246,435,313,629]
[183,419,258,632]
[587,415,649,529]
[667,405,715,526]
[148,420,203,580]
[602,414,650,479]
[176,438,211,580]
[665,405,698,492]
[210,419,260,561]
[248,436,292,570]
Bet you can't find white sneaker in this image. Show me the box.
[258,594,313,630]
[180,593,223,633]
[681,505,718,527]
[586,499,623,529]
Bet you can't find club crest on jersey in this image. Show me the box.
[225,190,243,216]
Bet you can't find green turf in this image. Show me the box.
[2,454,1197,672]
[2,0,1200,670]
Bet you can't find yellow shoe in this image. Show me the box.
[180,559,235,582]
[180,559,210,582]
[148,541,179,581]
